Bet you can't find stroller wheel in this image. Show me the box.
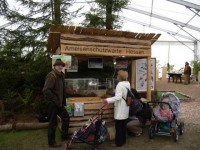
[65,141,72,150]
[173,127,179,142]
[65,137,75,150]
[92,147,98,150]
[179,122,184,135]
[148,125,155,139]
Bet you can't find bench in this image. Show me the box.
[168,73,182,83]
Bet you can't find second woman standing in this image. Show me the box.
[103,70,130,147]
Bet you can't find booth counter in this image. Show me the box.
[58,96,114,134]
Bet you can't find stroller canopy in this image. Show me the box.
[160,92,180,117]
[153,92,180,122]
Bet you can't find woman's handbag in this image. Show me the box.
[123,88,143,114]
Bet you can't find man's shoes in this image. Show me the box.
[61,135,71,141]
[128,132,142,137]
[110,143,123,147]
[111,143,118,147]
[134,133,141,137]
[49,142,62,148]
[128,132,135,136]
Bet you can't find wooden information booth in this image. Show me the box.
[47,25,160,133]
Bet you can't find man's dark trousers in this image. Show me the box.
[48,101,69,145]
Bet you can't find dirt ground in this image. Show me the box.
[96,80,200,150]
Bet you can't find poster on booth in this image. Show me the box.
[67,56,78,72]
[51,55,72,69]
[136,58,156,92]
[115,57,128,69]
[74,102,84,117]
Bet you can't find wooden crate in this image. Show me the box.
[58,97,114,134]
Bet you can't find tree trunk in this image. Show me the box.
[106,0,113,30]
[0,122,49,131]
[54,0,61,24]
[15,122,49,130]
[0,124,12,131]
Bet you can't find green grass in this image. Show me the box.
[0,129,99,150]
[156,91,190,100]
[0,129,64,150]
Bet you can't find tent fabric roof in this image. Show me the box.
[47,25,161,54]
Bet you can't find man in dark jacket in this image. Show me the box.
[184,62,190,85]
[188,63,191,84]
[43,59,70,147]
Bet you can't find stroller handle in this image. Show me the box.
[147,101,173,112]
[89,104,109,121]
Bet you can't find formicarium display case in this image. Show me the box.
[65,78,99,97]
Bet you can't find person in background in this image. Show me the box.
[43,59,70,147]
[188,62,191,84]
[184,62,189,85]
[102,70,130,147]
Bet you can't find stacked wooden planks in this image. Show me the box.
[58,97,114,134]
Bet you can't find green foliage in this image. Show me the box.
[191,60,200,76]
[95,0,129,11]
[82,0,130,29]
[0,48,51,113]
[0,0,80,53]
[0,110,14,123]
[0,0,8,15]
[18,88,33,110]
[0,0,80,115]
[167,63,174,72]
[83,13,105,28]
[3,90,20,112]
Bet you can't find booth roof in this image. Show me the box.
[47,25,161,54]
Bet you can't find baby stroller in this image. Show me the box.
[65,105,109,150]
[148,92,184,142]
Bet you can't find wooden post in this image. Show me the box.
[156,69,159,81]
[162,66,167,81]
[131,59,136,89]
[147,57,151,101]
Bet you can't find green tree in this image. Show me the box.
[0,45,52,113]
[1,0,80,54]
[167,63,174,72]
[191,60,200,81]
[0,0,8,15]
[0,0,80,113]
[82,0,129,29]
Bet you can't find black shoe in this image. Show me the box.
[61,135,71,141]
[110,143,122,147]
[49,142,62,148]
[128,132,142,137]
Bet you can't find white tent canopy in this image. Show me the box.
[118,0,200,67]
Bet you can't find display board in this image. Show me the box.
[136,58,156,91]
[115,57,128,69]
[51,55,72,69]
[88,57,103,69]
[67,56,78,72]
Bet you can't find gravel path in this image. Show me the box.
[156,80,200,125]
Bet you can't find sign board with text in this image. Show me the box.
[60,44,151,57]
